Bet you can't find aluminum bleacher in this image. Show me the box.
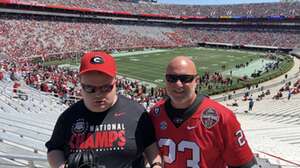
[1,59,300,167]
[0,81,66,167]
[224,92,300,167]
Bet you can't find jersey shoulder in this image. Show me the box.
[149,98,167,116]
[197,98,237,129]
[200,98,235,117]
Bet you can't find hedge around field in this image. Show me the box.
[202,56,294,96]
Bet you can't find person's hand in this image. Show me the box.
[58,163,66,168]
[152,165,162,168]
[150,162,163,168]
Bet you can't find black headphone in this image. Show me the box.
[66,151,96,168]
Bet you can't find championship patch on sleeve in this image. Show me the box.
[201,108,219,129]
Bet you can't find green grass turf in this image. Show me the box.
[114,48,261,85]
[43,48,263,86]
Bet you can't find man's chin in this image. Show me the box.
[170,97,186,105]
[91,105,108,112]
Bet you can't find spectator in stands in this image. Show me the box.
[149,56,257,167]
[248,96,254,111]
[273,91,283,100]
[0,70,3,81]
[288,89,292,100]
[257,91,265,101]
[232,99,239,106]
[45,51,162,168]
[266,89,271,95]
[12,81,21,92]
[227,99,239,107]
[1,14,300,60]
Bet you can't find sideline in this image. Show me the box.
[111,49,170,57]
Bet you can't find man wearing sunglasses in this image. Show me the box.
[149,56,257,168]
[46,51,162,168]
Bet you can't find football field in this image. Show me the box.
[114,48,262,85]
[46,47,265,86]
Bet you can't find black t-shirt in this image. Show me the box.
[46,95,155,168]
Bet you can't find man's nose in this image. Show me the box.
[175,79,184,87]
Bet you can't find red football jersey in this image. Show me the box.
[149,97,254,168]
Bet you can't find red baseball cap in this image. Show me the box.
[79,51,117,77]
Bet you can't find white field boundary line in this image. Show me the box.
[117,73,158,87]
[112,49,171,57]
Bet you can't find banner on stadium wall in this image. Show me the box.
[44,4,91,12]
[141,13,182,19]
[1,0,46,6]
[95,9,114,14]
[220,16,231,19]
[32,3,46,7]
[16,0,38,6]
[46,4,66,9]
[267,15,286,19]
[141,13,167,18]
[0,0,15,4]
[3,1,294,21]
[232,16,242,19]
[112,11,132,16]
[181,16,208,19]
[172,15,181,19]
[66,6,92,12]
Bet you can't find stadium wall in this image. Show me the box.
[290,49,300,58]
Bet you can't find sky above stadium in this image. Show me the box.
[157,0,280,5]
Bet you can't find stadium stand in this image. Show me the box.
[221,58,300,167]
[2,58,299,167]
[0,80,65,167]
[12,0,300,17]
[0,11,299,59]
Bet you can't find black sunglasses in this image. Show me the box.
[165,74,197,83]
[81,83,114,93]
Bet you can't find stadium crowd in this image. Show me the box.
[0,15,175,60]
[0,1,299,110]
[1,55,268,110]
[17,0,300,17]
[272,79,300,99]
[0,59,168,110]
[1,15,299,60]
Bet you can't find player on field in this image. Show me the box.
[149,56,257,168]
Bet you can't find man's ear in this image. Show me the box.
[195,75,200,83]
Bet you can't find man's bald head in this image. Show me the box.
[165,56,199,109]
[166,56,197,75]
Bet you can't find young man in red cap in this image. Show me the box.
[46,51,162,168]
[149,56,256,168]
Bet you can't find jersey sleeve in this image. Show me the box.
[45,111,68,153]
[221,109,255,167]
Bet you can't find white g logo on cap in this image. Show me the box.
[91,56,104,64]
